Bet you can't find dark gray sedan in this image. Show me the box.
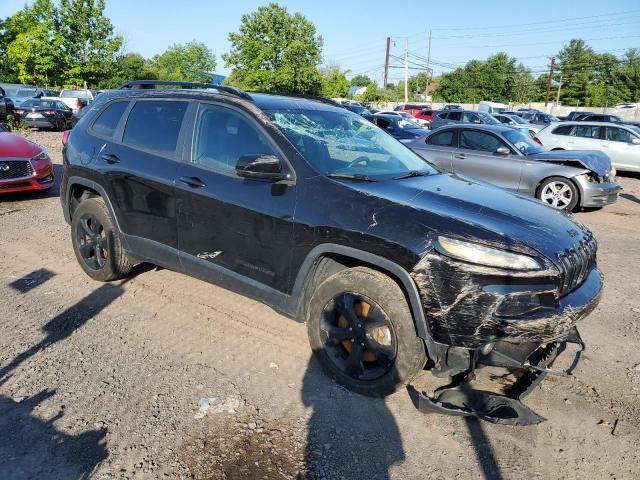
[407,124,620,210]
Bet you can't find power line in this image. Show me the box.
[390,8,640,37]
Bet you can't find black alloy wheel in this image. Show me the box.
[76,214,108,271]
[320,292,397,381]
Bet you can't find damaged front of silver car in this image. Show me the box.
[408,222,601,425]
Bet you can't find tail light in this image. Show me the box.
[15,108,23,115]
[76,99,82,110]
[62,130,70,145]
[533,136,543,145]
[44,110,57,115]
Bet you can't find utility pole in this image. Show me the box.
[544,56,555,108]
[383,37,391,89]
[404,37,409,104]
[425,30,432,100]
[555,74,562,106]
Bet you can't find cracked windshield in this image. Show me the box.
[268,108,436,177]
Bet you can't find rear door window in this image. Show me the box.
[427,130,455,147]
[123,100,188,157]
[459,130,506,153]
[574,125,602,139]
[91,101,129,138]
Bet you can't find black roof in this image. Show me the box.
[114,80,345,113]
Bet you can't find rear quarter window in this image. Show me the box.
[122,100,188,157]
[552,125,574,136]
[91,101,129,138]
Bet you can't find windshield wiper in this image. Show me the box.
[326,173,375,182]
[392,170,429,180]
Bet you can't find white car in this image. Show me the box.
[536,121,640,172]
[377,110,429,127]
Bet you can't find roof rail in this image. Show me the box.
[251,91,345,109]
[118,80,253,101]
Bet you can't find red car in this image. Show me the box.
[393,103,431,117]
[0,131,54,194]
[414,109,439,123]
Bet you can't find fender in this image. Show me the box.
[64,176,122,232]
[291,244,432,344]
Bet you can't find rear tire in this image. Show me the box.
[307,267,426,397]
[71,197,133,281]
[536,176,579,211]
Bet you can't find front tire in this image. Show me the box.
[307,267,426,397]
[536,176,579,211]
[71,197,133,281]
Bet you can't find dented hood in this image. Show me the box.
[349,173,591,262]
[527,150,612,176]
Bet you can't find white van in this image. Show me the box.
[478,101,508,115]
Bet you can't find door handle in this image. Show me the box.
[454,153,466,159]
[179,176,206,188]
[101,153,120,164]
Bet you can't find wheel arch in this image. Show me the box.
[535,174,581,208]
[291,244,431,344]
[65,176,122,233]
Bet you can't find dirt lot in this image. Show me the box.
[1,130,640,480]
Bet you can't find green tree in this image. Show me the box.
[58,0,123,87]
[102,52,157,88]
[321,64,350,98]
[223,3,323,94]
[616,49,640,103]
[556,39,597,106]
[2,0,63,85]
[433,53,537,103]
[350,74,373,87]
[149,42,216,82]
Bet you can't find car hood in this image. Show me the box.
[527,150,612,176]
[347,173,591,263]
[0,132,42,158]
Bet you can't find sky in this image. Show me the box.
[2,0,640,85]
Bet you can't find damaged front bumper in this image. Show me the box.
[409,249,602,424]
[412,251,602,349]
[409,327,585,425]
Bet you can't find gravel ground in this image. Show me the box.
[1,130,640,479]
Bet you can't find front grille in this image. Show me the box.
[557,235,597,295]
[0,160,33,181]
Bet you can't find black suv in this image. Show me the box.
[61,81,602,423]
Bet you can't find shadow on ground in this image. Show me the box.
[0,280,128,478]
[302,358,504,480]
[0,390,108,480]
[301,359,404,480]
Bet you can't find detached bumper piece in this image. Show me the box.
[409,328,585,426]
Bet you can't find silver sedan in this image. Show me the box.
[407,124,620,211]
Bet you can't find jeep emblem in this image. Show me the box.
[0,163,9,172]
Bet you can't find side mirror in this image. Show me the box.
[236,154,289,180]
[632,138,640,145]
[496,146,510,155]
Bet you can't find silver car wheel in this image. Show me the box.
[540,181,572,209]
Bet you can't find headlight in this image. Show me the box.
[31,150,49,162]
[399,138,413,143]
[437,236,541,270]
